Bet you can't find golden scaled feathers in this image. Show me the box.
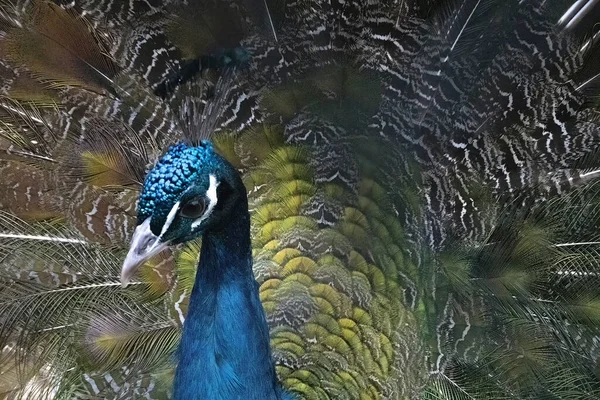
[0,0,118,94]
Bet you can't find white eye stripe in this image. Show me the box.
[191,174,219,229]
[160,201,180,238]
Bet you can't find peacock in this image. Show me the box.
[1,0,600,398]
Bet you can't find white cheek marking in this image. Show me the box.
[160,201,180,238]
[191,174,219,229]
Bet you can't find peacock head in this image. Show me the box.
[121,141,243,286]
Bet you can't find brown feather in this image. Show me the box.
[0,0,118,94]
[0,160,61,221]
[165,0,246,59]
[7,73,58,104]
[0,96,58,156]
[58,118,152,192]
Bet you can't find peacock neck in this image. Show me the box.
[173,200,282,400]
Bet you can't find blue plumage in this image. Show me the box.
[138,142,214,228]
[127,143,292,399]
[174,203,283,399]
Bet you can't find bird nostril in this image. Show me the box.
[137,236,154,255]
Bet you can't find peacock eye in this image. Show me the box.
[179,198,207,218]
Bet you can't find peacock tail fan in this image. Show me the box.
[0,0,599,398]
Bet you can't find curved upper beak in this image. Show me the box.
[121,218,170,287]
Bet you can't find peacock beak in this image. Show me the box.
[121,218,170,288]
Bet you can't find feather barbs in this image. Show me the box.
[0,0,118,94]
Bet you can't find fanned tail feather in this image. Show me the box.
[0,0,599,399]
